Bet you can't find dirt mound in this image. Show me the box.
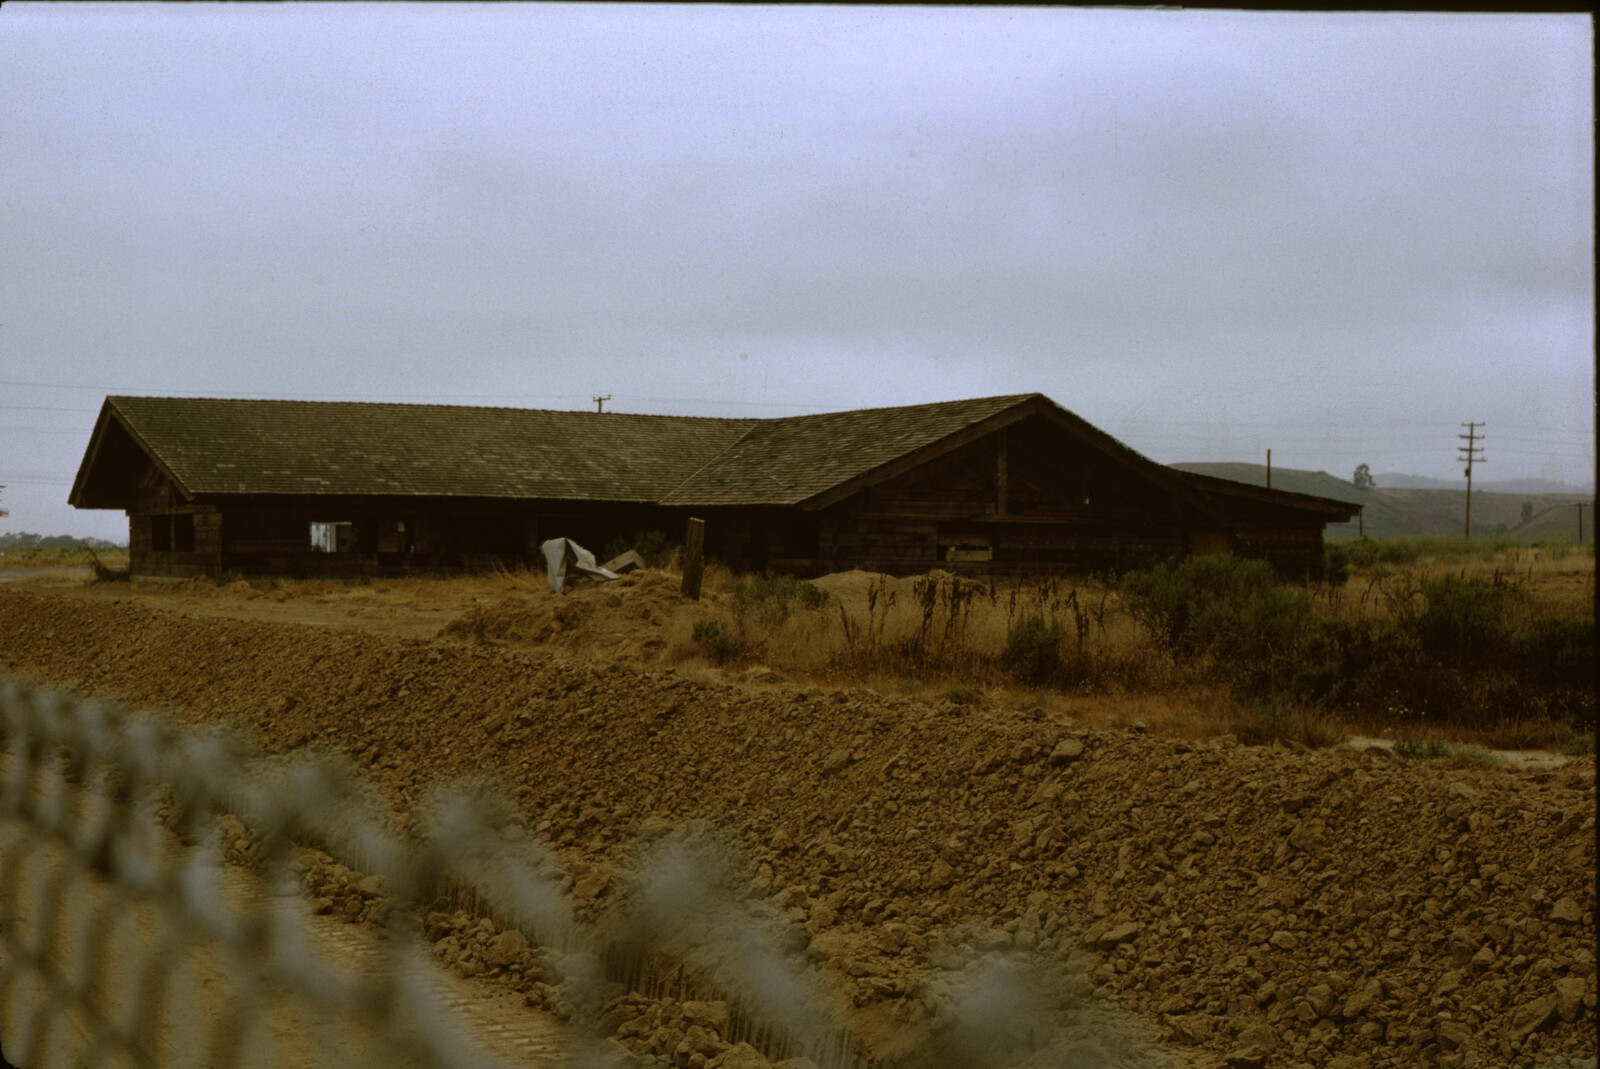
[0,586,1594,1069]
[435,570,686,660]
[809,570,991,607]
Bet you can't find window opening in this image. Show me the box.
[173,514,195,553]
[939,528,994,563]
[309,522,355,553]
[151,516,171,553]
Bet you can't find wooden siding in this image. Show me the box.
[127,494,681,579]
[692,416,1333,581]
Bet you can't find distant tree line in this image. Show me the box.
[0,532,126,550]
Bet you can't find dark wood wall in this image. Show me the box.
[120,414,1332,581]
[128,489,680,580]
[793,418,1197,579]
[722,417,1330,580]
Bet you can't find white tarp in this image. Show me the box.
[540,537,619,594]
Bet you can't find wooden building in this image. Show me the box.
[70,393,1359,581]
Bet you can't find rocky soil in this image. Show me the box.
[0,581,1595,1069]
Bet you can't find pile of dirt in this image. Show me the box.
[808,569,992,606]
[0,586,1594,1069]
[435,570,685,661]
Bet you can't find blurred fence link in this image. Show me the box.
[0,675,880,1069]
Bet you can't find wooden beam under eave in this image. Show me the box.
[996,429,1008,518]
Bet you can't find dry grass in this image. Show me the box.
[669,553,1593,751]
[0,545,129,570]
[91,547,1593,753]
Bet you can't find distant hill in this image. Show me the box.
[1375,473,1595,494]
[1169,463,1362,503]
[1172,463,1592,541]
[1512,503,1593,542]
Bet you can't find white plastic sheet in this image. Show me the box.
[539,537,619,594]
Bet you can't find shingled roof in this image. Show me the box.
[70,392,1360,520]
[661,394,1034,506]
[72,397,755,506]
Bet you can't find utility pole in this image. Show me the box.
[1577,501,1586,546]
[592,395,611,414]
[1457,422,1485,541]
[1266,449,1272,489]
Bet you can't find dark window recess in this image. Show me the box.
[750,516,769,571]
[151,516,172,552]
[784,514,820,558]
[449,514,521,555]
[376,518,408,554]
[173,514,195,553]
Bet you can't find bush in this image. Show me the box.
[1322,542,1353,587]
[1511,615,1594,689]
[1415,576,1506,665]
[1560,732,1596,757]
[1324,536,1522,569]
[1002,613,1066,685]
[690,619,745,665]
[1120,555,1314,667]
[600,530,681,568]
[1534,533,1572,561]
[1394,737,1453,760]
[732,572,831,624]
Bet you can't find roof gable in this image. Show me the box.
[660,394,1037,506]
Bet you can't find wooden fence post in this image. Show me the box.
[681,517,705,600]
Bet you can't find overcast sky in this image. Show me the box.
[1,6,1592,540]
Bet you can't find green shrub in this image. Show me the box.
[1415,576,1506,665]
[691,619,745,664]
[600,530,681,568]
[1511,616,1595,689]
[1002,613,1066,685]
[1327,536,1520,568]
[1393,737,1453,760]
[732,572,831,624]
[1534,533,1572,561]
[1120,555,1314,666]
[1559,732,1596,757]
[1327,537,1382,568]
[1322,543,1353,587]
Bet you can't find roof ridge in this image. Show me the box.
[760,392,1041,425]
[108,393,1045,422]
[107,395,759,423]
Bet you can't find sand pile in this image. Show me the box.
[0,586,1594,1069]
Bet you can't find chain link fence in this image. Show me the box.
[0,674,1154,1069]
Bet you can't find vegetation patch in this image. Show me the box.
[600,530,681,569]
[690,618,747,665]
